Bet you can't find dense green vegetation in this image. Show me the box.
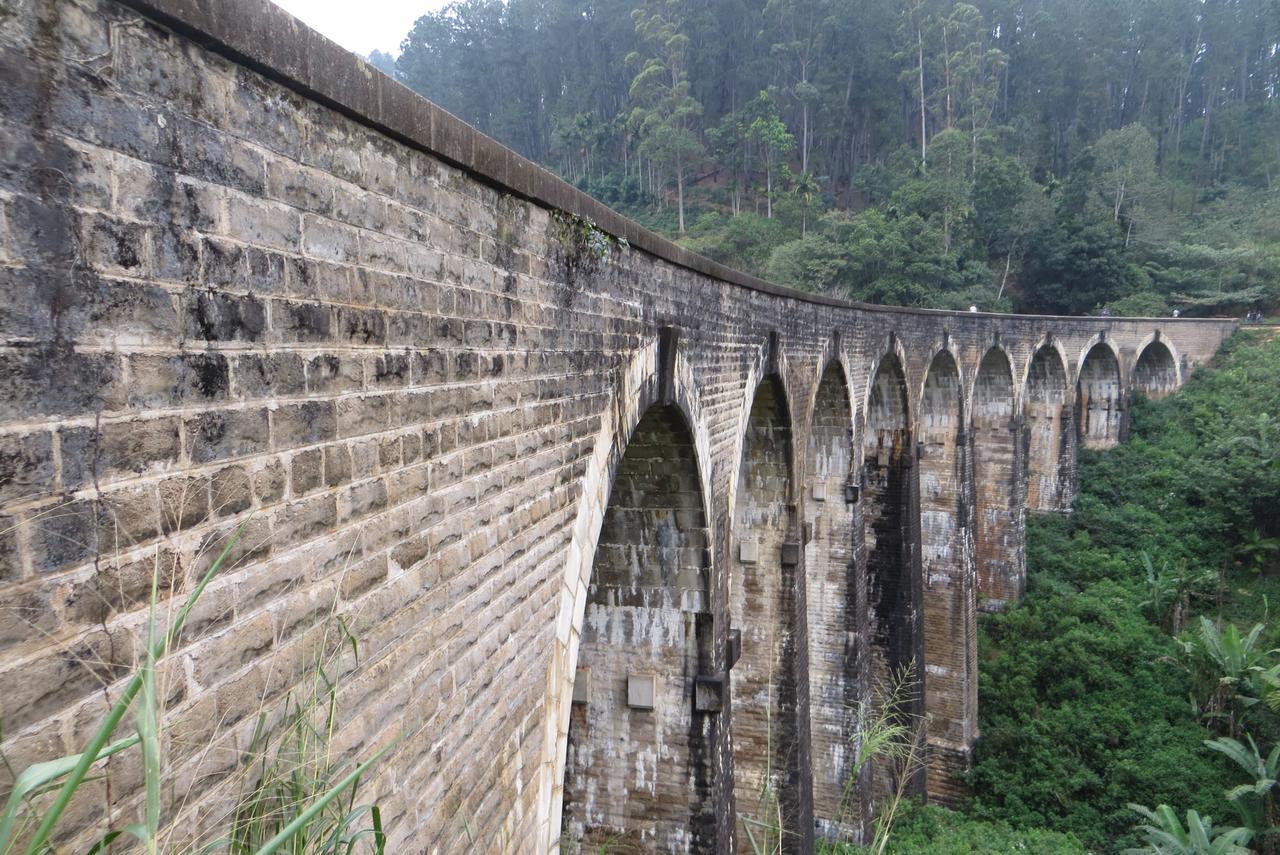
[820,801,1088,854]
[964,332,1280,852]
[382,0,1279,315]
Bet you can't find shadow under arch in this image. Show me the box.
[539,337,717,853]
[916,348,977,803]
[561,402,717,851]
[1024,341,1074,512]
[729,371,804,848]
[1078,339,1125,449]
[804,355,867,839]
[1133,336,1179,399]
[861,349,922,799]
[971,346,1024,609]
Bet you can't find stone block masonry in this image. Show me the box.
[0,0,1236,851]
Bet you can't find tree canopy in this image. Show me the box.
[388,0,1280,314]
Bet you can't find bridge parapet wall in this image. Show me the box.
[0,0,1237,851]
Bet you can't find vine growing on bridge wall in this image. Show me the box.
[549,212,628,291]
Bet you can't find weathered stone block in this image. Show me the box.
[272,400,338,447]
[186,408,270,463]
[233,353,306,399]
[127,353,230,408]
[0,431,55,505]
[182,290,267,343]
[61,417,181,491]
[323,444,351,488]
[290,448,323,495]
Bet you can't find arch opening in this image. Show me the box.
[862,354,921,797]
[730,375,801,841]
[1078,343,1124,449]
[804,362,865,839]
[1134,340,1178,399]
[562,404,715,852]
[973,349,1024,608]
[1025,345,1073,512]
[916,352,976,803]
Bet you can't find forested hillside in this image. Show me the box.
[377,0,1280,315]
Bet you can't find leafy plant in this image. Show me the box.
[1179,618,1278,733]
[0,524,391,855]
[1142,552,1216,634]
[1204,734,1280,843]
[1124,804,1252,855]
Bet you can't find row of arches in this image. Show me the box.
[557,335,1180,852]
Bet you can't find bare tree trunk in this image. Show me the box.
[918,19,928,165]
[676,154,686,233]
[802,102,810,175]
[998,251,1013,301]
[766,156,773,219]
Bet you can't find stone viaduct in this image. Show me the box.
[0,0,1238,851]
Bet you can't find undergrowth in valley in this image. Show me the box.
[967,332,1280,851]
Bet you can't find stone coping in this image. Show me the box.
[118,0,1233,327]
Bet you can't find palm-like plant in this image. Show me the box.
[1124,804,1253,855]
[1180,617,1279,732]
[1205,734,1280,844]
[1142,553,1215,634]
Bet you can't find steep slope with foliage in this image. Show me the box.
[384,0,1280,315]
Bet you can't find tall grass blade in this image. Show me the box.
[17,523,244,855]
[0,735,140,851]
[136,576,162,854]
[250,739,396,855]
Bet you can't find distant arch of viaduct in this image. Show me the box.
[0,0,1236,852]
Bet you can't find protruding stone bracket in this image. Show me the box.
[781,542,801,566]
[571,669,590,704]
[694,675,724,712]
[726,629,742,670]
[658,325,679,405]
[843,481,860,504]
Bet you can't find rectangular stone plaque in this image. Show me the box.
[627,674,656,710]
[739,539,758,564]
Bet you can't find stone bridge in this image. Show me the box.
[0,0,1238,852]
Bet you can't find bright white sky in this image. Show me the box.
[269,0,451,58]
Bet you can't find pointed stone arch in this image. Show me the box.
[1078,340,1125,448]
[1024,341,1073,512]
[916,349,977,802]
[804,356,865,838]
[1133,336,1179,399]
[861,349,921,798]
[561,402,716,851]
[730,372,803,843]
[540,337,717,852]
[971,347,1024,608]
